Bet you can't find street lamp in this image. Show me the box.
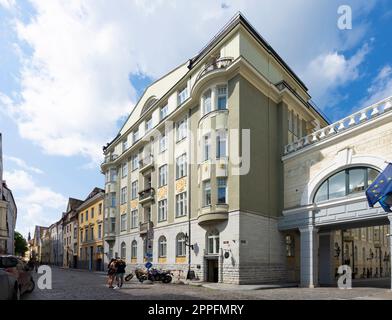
[184,233,194,250]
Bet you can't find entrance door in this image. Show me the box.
[207,259,219,282]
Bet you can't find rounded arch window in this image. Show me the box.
[131,240,137,259]
[176,233,186,257]
[158,236,167,258]
[120,242,126,259]
[313,167,379,203]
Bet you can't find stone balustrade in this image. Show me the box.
[284,96,392,155]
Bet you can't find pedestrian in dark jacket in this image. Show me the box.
[115,259,126,289]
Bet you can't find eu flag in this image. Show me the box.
[366,163,392,212]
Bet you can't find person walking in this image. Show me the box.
[107,258,117,289]
[115,259,126,289]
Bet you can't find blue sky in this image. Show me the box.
[0,0,392,238]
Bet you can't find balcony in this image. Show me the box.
[284,96,392,156]
[139,154,154,173]
[196,57,234,83]
[197,204,228,226]
[138,188,155,205]
[139,221,154,235]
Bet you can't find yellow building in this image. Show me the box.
[77,188,105,271]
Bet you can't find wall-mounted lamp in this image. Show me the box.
[334,243,341,258]
[184,233,194,250]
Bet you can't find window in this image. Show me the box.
[159,165,168,187]
[122,139,128,152]
[176,117,187,141]
[98,203,102,215]
[203,134,211,161]
[91,207,94,219]
[84,229,88,242]
[107,192,116,207]
[131,181,138,199]
[132,129,139,144]
[217,177,227,204]
[122,162,128,178]
[203,89,212,115]
[90,227,94,241]
[176,233,186,257]
[217,85,227,110]
[158,236,167,258]
[216,130,227,158]
[176,154,187,179]
[107,168,117,182]
[98,224,102,239]
[160,104,168,120]
[121,186,127,204]
[313,167,380,203]
[110,217,116,233]
[158,199,167,222]
[131,240,137,259]
[207,230,220,254]
[145,117,152,132]
[176,192,187,217]
[286,235,295,257]
[159,133,167,153]
[120,242,126,259]
[85,210,88,221]
[131,154,139,171]
[120,213,127,232]
[131,210,138,229]
[178,86,188,105]
[80,213,83,223]
[203,180,211,206]
[80,230,83,243]
[73,227,77,239]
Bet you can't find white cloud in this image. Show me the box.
[362,65,392,106]
[0,0,377,163]
[4,155,44,174]
[302,42,371,107]
[0,0,15,10]
[3,169,67,237]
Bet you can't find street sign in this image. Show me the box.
[145,262,152,269]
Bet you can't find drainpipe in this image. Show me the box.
[187,107,193,280]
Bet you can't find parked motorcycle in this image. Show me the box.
[148,268,173,283]
[134,267,172,283]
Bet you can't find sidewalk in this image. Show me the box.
[59,266,106,275]
[186,281,298,291]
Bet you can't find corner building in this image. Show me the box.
[101,13,328,284]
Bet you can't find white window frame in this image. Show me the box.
[158,236,167,258]
[160,104,168,120]
[131,154,139,171]
[216,130,227,158]
[145,117,152,133]
[176,117,187,142]
[203,180,211,206]
[131,209,138,229]
[207,231,220,254]
[178,86,189,105]
[120,213,127,232]
[176,192,187,217]
[216,85,228,110]
[203,89,212,115]
[217,177,227,204]
[159,133,167,153]
[131,240,137,259]
[176,154,187,179]
[158,199,167,222]
[133,129,139,144]
[159,165,168,187]
[203,134,211,161]
[176,233,186,257]
[131,180,138,199]
[120,186,127,204]
[122,162,128,178]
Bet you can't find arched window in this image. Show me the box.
[141,96,157,116]
[207,230,220,255]
[131,240,137,259]
[313,167,379,203]
[120,242,126,259]
[176,233,186,257]
[158,236,167,258]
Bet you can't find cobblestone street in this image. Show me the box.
[22,267,392,300]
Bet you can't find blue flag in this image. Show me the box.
[366,163,392,212]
